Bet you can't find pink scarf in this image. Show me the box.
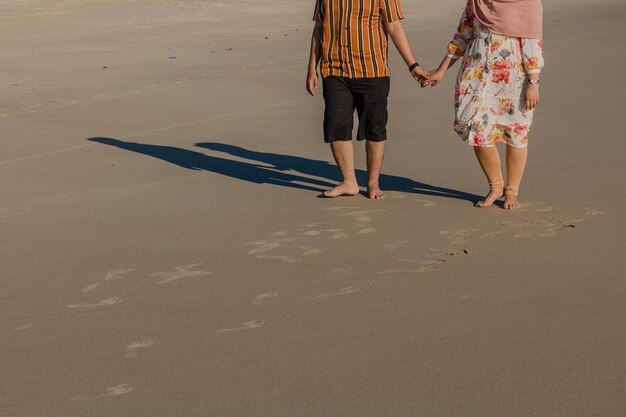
[472,0,543,40]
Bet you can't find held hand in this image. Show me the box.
[306,70,318,96]
[421,68,444,88]
[411,66,430,83]
[525,84,540,110]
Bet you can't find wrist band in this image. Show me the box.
[408,62,420,72]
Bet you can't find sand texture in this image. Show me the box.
[1,0,625,416]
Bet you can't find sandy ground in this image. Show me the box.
[1,0,625,416]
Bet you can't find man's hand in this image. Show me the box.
[421,68,445,88]
[524,84,540,110]
[306,70,319,96]
[411,66,430,83]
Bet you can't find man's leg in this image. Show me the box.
[366,140,386,199]
[355,77,390,200]
[323,140,360,197]
[322,77,359,197]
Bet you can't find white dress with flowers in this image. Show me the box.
[447,0,544,148]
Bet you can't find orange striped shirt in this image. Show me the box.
[313,0,404,78]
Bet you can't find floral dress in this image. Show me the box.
[447,0,544,148]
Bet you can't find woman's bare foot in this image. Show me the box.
[503,185,521,209]
[475,189,504,207]
[323,182,360,198]
[367,183,386,200]
[503,194,521,209]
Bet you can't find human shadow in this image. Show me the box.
[195,142,481,203]
[88,137,480,202]
[88,137,335,193]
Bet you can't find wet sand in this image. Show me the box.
[1,0,625,416]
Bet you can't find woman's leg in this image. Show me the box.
[504,145,528,209]
[473,145,505,207]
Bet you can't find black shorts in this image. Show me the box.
[322,76,390,143]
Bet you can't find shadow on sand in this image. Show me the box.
[88,137,481,202]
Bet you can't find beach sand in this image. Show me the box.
[1,0,625,416]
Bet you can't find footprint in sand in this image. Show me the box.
[300,246,322,256]
[303,228,341,237]
[385,240,411,250]
[493,221,535,238]
[304,222,337,228]
[535,220,561,238]
[425,248,475,261]
[70,384,134,402]
[379,259,442,274]
[312,286,360,299]
[216,320,266,333]
[324,206,360,211]
[256,254,300,263]
[248,237,295,254]
[342,210,385,223]
[268,230,290,237]
[558,219,582,228]
[539,229,558,237]
[151,264,210,285]
[330,266,353,278]
[416,199,438,207]
[519,202,560,213]
[80,283,100,292]
[342,211,373,223]
[104,268,135,281]
[445,249,475,257]
[379,265,439,274]
[253,292,279,305]
[68,298,122,309]
[483,229,504,239]
[125,339,154,359]
[440,229,470,245]
[515,229,534,238]
[533,205,559,213]
[14,324,34,332]
[492,217,581,239]
[248,242,281,254]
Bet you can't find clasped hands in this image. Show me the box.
[410,66,445,88]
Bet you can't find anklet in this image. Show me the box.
[489,178,504,191]
[505,185,519,196]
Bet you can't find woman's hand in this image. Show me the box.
[421,68,445,88]
[524,84,540,110]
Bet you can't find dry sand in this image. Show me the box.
[1,0,625,416]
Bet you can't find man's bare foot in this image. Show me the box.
[367,184,386,200]
[323,182,360,198]
[503,194,521,209]
[475,189,504,207]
